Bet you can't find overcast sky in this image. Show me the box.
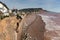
[0,0,60,12]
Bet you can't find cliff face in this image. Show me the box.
[0,9,60,40]
[17,13,45,40]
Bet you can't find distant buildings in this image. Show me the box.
[0,1,9,16]
[12,9,18,15]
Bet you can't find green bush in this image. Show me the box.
[0,15,9,20]
[0,15,4,20]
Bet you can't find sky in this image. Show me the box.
[0,0,60,12]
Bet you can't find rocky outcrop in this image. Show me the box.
[0,16,18,40]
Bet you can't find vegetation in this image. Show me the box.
[19,8,43,13]
[0,15,9,20]
[0,11,9,20]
